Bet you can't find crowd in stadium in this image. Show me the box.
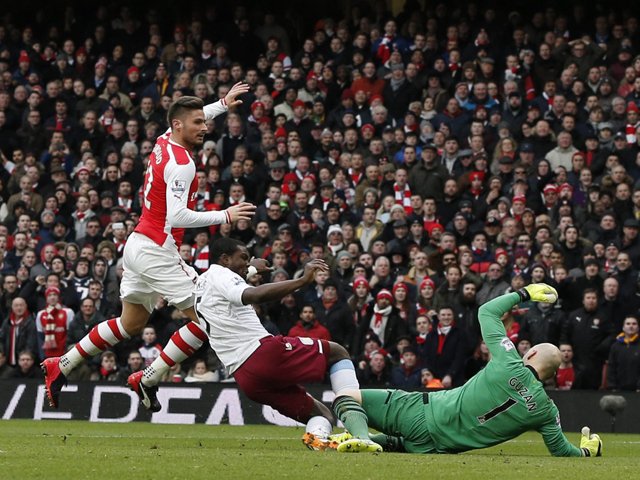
[0,2,639,392]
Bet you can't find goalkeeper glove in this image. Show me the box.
[517,283,558,303]
[580,426,602,457]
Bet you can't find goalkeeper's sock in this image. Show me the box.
[333,395,370,440]
[370,433,404,452]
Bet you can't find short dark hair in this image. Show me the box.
[211,237,244,263]
[167,96,204,125]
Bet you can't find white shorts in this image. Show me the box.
[120,232,198,312]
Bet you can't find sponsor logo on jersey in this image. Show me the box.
[172,180,187,194]
[500,337,515,351]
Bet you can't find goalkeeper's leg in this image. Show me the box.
[370,433,405,452]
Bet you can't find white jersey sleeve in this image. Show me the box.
[203,99,228,120]
[164,153,229,228]
[215,270,251,305]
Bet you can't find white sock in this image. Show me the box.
[141,322,207,386]
[306,415,332,438]
[329,359,360,396]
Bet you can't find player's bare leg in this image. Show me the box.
[42,301,150,408]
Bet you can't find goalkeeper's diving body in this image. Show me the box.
[331,284,603,456]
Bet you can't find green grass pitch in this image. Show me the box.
[1,420,639,480]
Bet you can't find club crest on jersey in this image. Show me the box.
[171,180,187,194]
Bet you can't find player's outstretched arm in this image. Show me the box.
[241,259,328,305]
[479,285,559,360]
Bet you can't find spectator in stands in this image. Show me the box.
[139,326,162,368]
[11,350,42,379]
[356,350,391,387]
[184,359,219,383]
[67,297,105,348]
[423,306,467,388]
[562,289,615,389]
[116,350,144,383]
[555,343,581,390]
[390,345,422,389]
[606,316,640,391]
[354,288,406,358]
[34,286,74,359]
[90,350,119,381]
[288,304,331,341]
[313,278,353,351]
[477,262,509,304]
[0,297,37,365]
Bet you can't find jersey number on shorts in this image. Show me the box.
[476,397,516,424]
[143,164,154,209]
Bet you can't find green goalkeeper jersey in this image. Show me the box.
[422,292,582,456]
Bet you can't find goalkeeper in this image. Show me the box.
[331,284,603,457]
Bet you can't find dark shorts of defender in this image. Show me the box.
[361,389,438,454]
[233,335,330,422]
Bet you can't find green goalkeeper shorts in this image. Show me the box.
[361,389,438,454]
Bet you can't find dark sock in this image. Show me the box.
[370,433,404,452]
[333,395,370,440]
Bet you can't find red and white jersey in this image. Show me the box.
[134,100,230,250]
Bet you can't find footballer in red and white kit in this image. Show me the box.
[42,84,255,412]
[193,237,362,451]
[121,101,229,311]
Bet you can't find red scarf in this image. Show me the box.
[626,122,639,143]
[377,36,394,64]
[349,168,363,185]
[42,304,63,352]
[372,304,392,329]
[436,323,454,354]
[118,197,132,212]
[394,182,412,214]
[9,310,29,365]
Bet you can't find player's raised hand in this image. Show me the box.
[249,257,272,274]
[226,202,256,222]
[520,283,558,303]
[224,82,251,108]
[302,259,329,283]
